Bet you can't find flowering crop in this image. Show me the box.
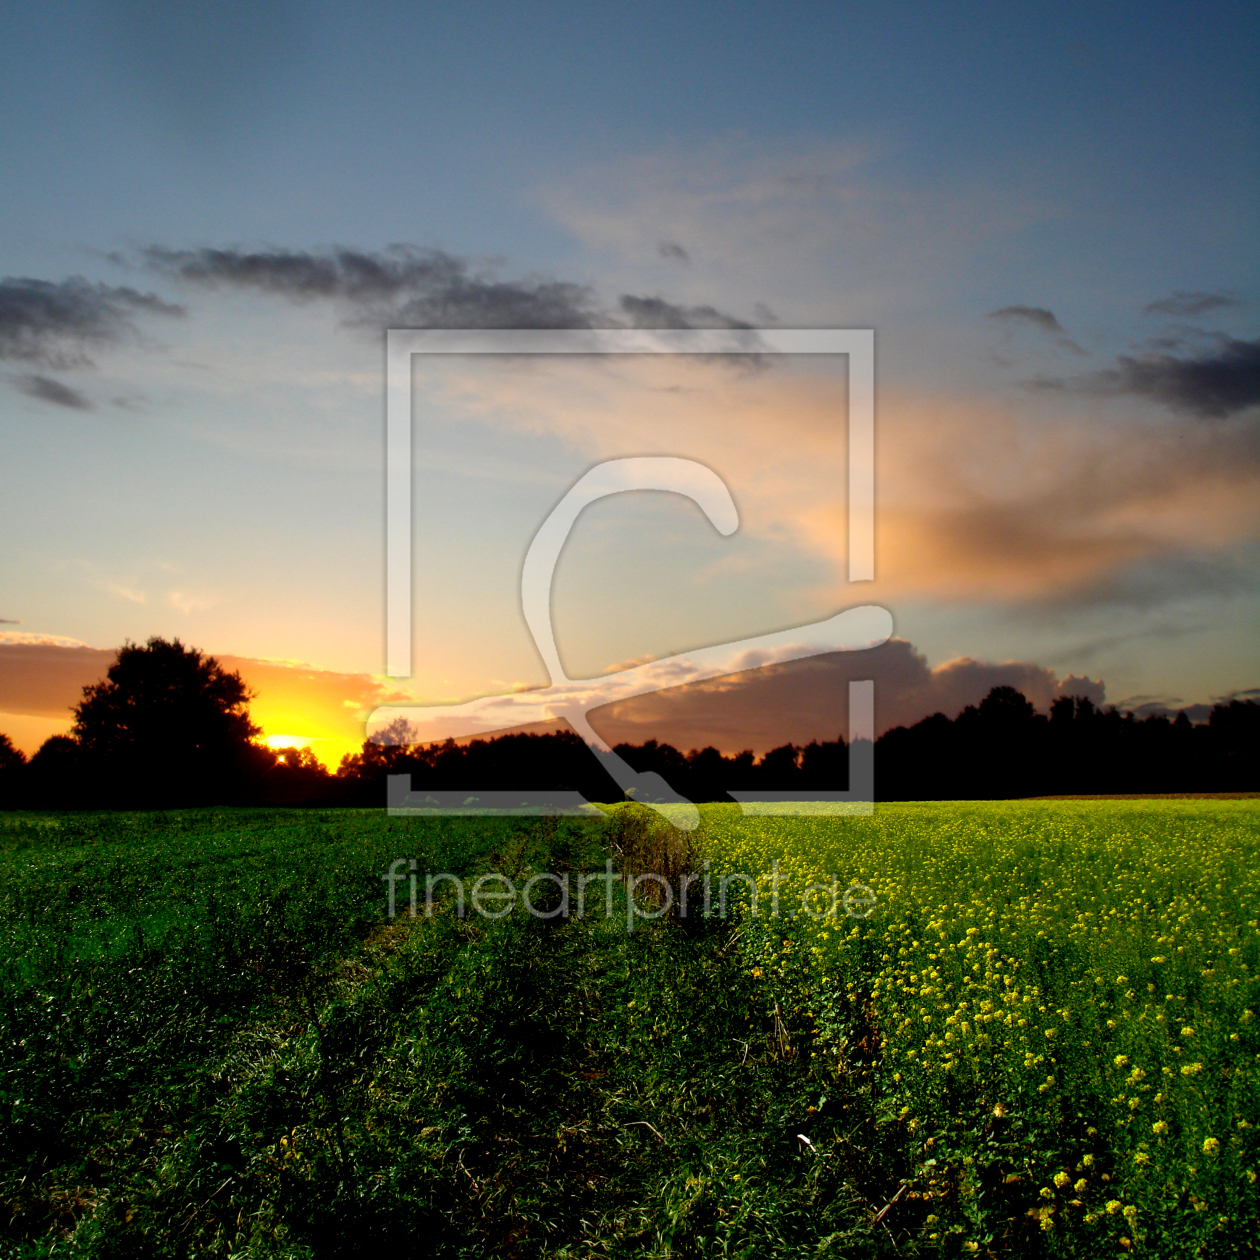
[699,799,1260,1253]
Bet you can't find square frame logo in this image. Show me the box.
[373,328,889,827]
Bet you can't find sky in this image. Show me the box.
[1,0,1257,767]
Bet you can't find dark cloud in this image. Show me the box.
[1144,291,1243,318]
[0,619,19,625]
[618,294,751,330]
[987,305,1084,354]
[989,305,1065,334]
[0,276,183,369]
[1092,336,1260,418]
[586,638,1106,754]
[1214,686,1260,701]
[10,374,93,410]
[657,241,690,262]
[143,244,595,327]
[141,244,751,332]
[1117,698,1215,723]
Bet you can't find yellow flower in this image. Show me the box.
[1054,1172,1070,1188]
[1181,1062,1203,1076]
[1202,1137,1221,1156]
[1106,1200,1123,1215]
[1181,1026,1195,1038]
[1074,1178,1088,1193]
[1153,1120,1169,1135]
[1113,1055,1130,1069]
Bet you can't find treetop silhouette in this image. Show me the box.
[72,636,261,805]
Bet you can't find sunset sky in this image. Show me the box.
[2,0,1257,767]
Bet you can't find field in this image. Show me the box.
[0,801,1256,1258]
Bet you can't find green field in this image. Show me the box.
[1,801,1256,1258]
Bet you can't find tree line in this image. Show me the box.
[0,637,1256,809]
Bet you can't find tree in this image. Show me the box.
[0,732,26,806]
[72,637,262,805]
[0,732,24,776]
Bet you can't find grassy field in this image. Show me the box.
[0,801,1256,1257]
[704,800,1260,1256]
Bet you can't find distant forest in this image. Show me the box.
[0,638,1256,808]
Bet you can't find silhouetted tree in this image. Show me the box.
[16,735,85,808]
[332,688,1260,806]
[72,637,262,806]
[757,743,802,791]
[0,733,26,806]
[0,732,23,775]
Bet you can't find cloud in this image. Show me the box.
[989,305,1064,334]
[140,244,748,330]
[369,636,1108,756]
[0,640,115,717]
[539,139,1052,334]
[410,347,1260,612]
[988,305,1084,354]
[1087,337,1260,418]
[0,631,88,646]
[10,374,93,410]
[1117,697,1215,722]
[581,639,1106,753]
[618,294,749,330]
[658,241,690,262]
[0,275,183,369]
[1144,291,1243,318]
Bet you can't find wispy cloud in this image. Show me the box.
[169,590,217,614]
[139,244,749,331]
[103,583,147,604]
[9,373,93,410]
[0,275,183,369]
[987,305,1085,355]
[1144,291,1243,318]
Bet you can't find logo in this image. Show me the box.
[370,329,889,826]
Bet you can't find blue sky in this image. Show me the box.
[1,0,1257,762]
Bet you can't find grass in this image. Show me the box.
[0,800,1256,1257]
[701,799,1260,1256]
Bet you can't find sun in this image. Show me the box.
[264,733,312,751]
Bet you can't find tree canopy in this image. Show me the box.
[72,636,261,805]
